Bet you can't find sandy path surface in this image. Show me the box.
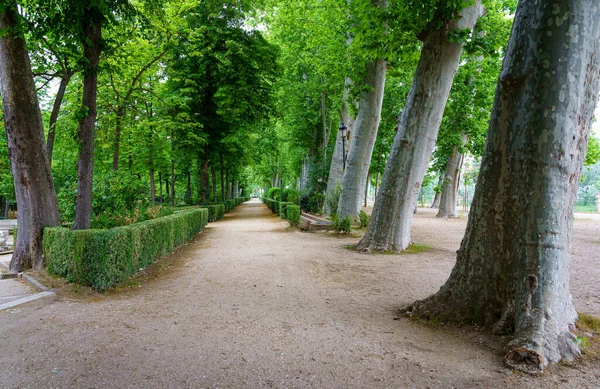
[1,199,599,388]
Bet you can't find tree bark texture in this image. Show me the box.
[406,0,600,373]
[46,70,73,165]
[73,15,101,230]
[437,134,467,218]
[325,78,354,215]
[0,4,61,271]
[337,58,386,219]
[357,1,483,251]
[430,175,443,208]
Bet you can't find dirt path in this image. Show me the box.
[1,200,598,388]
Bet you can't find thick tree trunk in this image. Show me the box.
[406,0,600,373]
[0,4,61,271]
[357,1,483,251]
[73,15,101,230]
[46,70,73,165]
[363,173,369,207]
[437,135,467,218]
[430,175,443,208]
[337,56,386,219]
[325,79,354,215]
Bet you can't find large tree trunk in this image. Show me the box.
[430,175,443,208]
[406,0,600,373]
[325,79,354,215]
[0,3,61,271]
[357,1,483,251]
[211,166,217,202]
[73,14,102,230]
[46,70,73,165]
[337,56,386,219]
[437,134,467,218]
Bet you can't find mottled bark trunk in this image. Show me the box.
[233,181,239,198]
[430,175,443,208]
[364,173,369,207]
[337,59,386,219]
[46,70,73,165]
[325,79,354,215]
[357,1,483,251]
[407,0,600,373]
[437,135,467,218]
[0,4,60,271]
[73,15,101,230]
[112,107,124,171]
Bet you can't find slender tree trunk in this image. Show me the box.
[165,173,169,202]
[159,171,163,203]
[325,79,354,214]
[220,154,225,203]
[0,3,61,271]
[199,156,209,204]
[430,175,443,208]
[211,166,217,202]
[357,1,483,251]
[337,56,386,219]
[170,159,175,206]
[407,0,600,373]
[437,134,467,218]
[72,14,102,230]
[149,167,155,205]
[226,169,231,200]
[46,70,73,165]
[112,107,124,171]
[186,170,192,204]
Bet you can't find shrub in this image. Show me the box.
[201,204,225,222]
[282,188,300,204]
[267,187,281,201]
[301,192,325,214]
[287,205,301,227]
[358,210,370,228]
[330,213,351,234]
[279,202,293,219]
[325,185,341,215]
[44,208,209,290]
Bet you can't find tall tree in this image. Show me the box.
[0,2,61,271]
[406,0,600,373]
[357,0,484,251]
[337,0,387,219]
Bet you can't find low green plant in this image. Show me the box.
[358,210,370,228]
[267,187,281,201]
[330,213,351,234]
[286,205,301,227]
[279,202,293,219]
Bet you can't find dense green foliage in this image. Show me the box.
[286,205,301,227]
[44,208,208,290]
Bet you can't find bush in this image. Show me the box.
[44,208,209,290]
[330,213,351,234]
[300,192,325,214]
[282,188,300,204]
[358,210,370,228]
[279,202,293,219]
[201,204,225,222]
[325,185,341,215]
[287,205,301,227]
[267,187,281,201]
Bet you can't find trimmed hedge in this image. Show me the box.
[44,208,209,290]
[287,205,301,227]
[201,204,225,222]
[279,202,292,219]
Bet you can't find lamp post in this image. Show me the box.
[339,123,348,170]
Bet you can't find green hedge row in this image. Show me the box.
[44,208,209,290]
[201,204,225,222]
[261,197,300,227]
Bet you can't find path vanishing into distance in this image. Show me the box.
[1,199,599,388]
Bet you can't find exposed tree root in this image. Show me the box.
[505,347,543,375]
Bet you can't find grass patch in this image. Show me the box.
[574,204,598,214]
[578,313,600,333]
[402,243,432,254]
